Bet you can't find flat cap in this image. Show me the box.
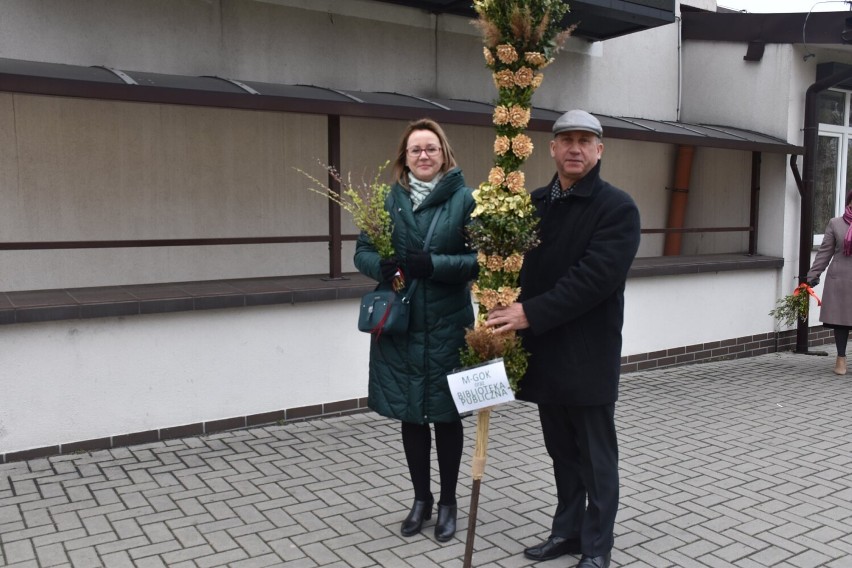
[552,109,602,138]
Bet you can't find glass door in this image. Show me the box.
[813,133,842,244]
[814,89,851,245]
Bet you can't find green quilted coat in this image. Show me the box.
[354,168,477,424]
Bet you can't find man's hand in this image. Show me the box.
[485,303,529,333]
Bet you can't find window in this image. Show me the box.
[814,89,852,244]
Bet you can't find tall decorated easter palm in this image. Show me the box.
[461,2,573,565]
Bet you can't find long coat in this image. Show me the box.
[807,216,852,327]
[517,162,641,406]
[354,168,478,424]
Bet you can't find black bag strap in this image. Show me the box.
[423,202,445,250]
[402,202,445,304]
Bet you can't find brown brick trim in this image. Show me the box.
[1,397,370,464]
[620,326,836,374]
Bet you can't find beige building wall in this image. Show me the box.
[0,90,760,292]
[600,139,677,257]
[0,93,332,290]
[680,147,753,255]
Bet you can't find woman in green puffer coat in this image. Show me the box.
[354,118,478,544]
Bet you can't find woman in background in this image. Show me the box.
[808,190,852,375]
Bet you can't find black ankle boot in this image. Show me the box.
[434,503,457,542]
[400,497,433,536]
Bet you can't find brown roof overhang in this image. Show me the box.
[682,10,849,45]
[0,57,802,155]
[373,0,676,42]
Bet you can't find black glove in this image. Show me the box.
[807,277,819,287]
[406,250,434,279]
[379,258,399,282]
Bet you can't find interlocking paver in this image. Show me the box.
[4,349,852,566]
[127,538,183,560]
[65,546,100,568]
[2,539,34,564]
[132,556,167,568]
[94,535,149,556]
[160,543,216,564]
[98,550,136,568]
[196,548,250,568]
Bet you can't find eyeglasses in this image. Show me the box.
[406,146,441,157]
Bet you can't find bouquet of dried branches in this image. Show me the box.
[297,161,403,291]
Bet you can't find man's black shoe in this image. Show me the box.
[522,536,581,561]
[576,552,611,568]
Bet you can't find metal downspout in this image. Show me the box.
[794,66,852,353]
[663,145,695,255]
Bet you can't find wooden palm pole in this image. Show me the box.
[463,407,491,568]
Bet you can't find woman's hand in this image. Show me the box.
[406,250,434,279]
[380,258,400,282]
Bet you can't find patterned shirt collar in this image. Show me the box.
[550,176,575,202]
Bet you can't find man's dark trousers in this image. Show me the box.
[538,402,618,557]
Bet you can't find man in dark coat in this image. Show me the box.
[486,109,640,568]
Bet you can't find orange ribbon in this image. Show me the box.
[793,283,822,306]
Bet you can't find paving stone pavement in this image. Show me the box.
[3,347,852,568]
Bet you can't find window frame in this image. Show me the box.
[815,89,852,246]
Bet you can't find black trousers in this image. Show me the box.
[538,403,618,557]
[401,420,464,506]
